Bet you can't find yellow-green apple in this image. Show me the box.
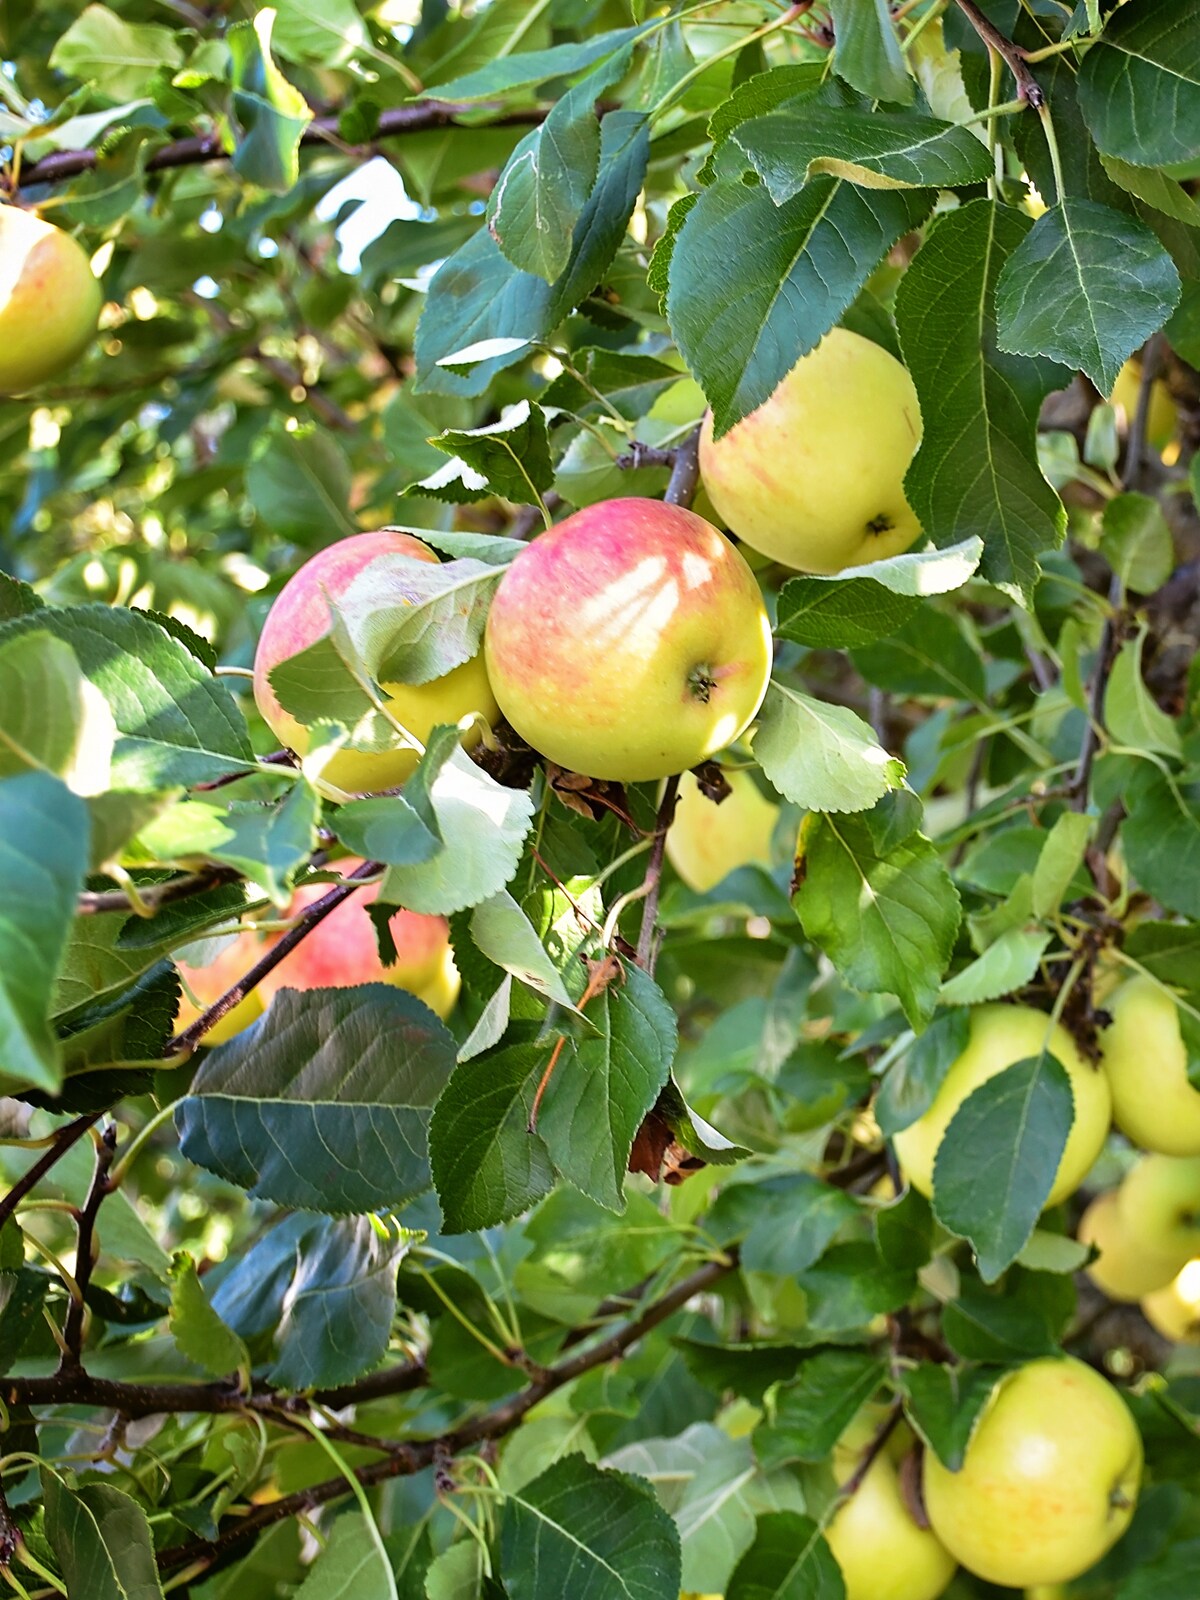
[1114,1152,1200,1264]
[1078,1190,1186,1301]
[698,328,922,574]
[665,767,779,892]
[893,1005,1111,1207]
[826,1423,956,1600]
[253,529,498,794]
[1099,977,1200,1156]
[923,1356,1142,1587]
[0,207,102,394]
[175,932,265,1045]
[1109,359,1177,452]
[483,499,772,782]
[1141,1257,1200,1343]
[260,864,459,1019]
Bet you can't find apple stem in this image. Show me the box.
[839,1401,904,1501]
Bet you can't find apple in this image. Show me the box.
[259,863,459,1019]
[253,529,498,794]
[483,498,772,783]
[1078,1190,1186,1302]
[698,328,922,575]
[826,1427,956,1600]
[1114,1152,1200,1265]
[0,207,102,394]
[923,1356,1142,1587]
[175,932,266,1045]
[893,1004,1112,1207]
[1098,977,1200,1156]
[665,767,780,892]
[1109,358,1177,452]
[1141,1257,1200,1343]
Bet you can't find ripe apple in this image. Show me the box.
[1141,1257,1200,1343]
[483,498,772,783]
[665,767,779,892]
[0,207,102,394]
[259,864,459,1019]
[1114,1152,1200,1265]
[826,1429,956,1600]
[175,932,266,1045]
[1109,358,1177,452]
[698,328,923,575]
[1078,1190,1186,1302]
[923,1356,1142,1587]
[1098,977,1200,1156]
[253,529,498,794]
[893,1004,1112,1207]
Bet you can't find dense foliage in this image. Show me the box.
[1,1,1199,1596]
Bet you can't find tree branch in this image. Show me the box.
[156,1250,736,1575]
[635,776,680,972]
[664,425,702,510]
[952,0,1044,106]
[57,1126,118,1374]
[163,860,383,1055]
[77,865,245,918]
[0,1113,101,1235]
[839,1401,903,1499]
[13,102,547,191]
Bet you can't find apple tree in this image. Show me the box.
[2,1,1200,1596]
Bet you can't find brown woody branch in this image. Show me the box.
[13,102,547,191]
[952,0,1044,107]
[0,1113,101,1234]
[58,1125,118,1373]
[77,865,245,917]
[635,775,680,972]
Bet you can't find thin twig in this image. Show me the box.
[0,1480,18,1568]
[57,1125,118,1374]
[615,443,677,471]
[635,775,680,972]
[840,1402,903,1499]
[953,0,1044,106]
[163,860,383,1055]
[0,1114,101,1235]
[77,866,244,918]
[664,426,702,509]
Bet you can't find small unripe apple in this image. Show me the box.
[826,1431,956,1600]
[1099,977,1200,1156]
[1109,358,1177,452]
[0,207,102,394]
[1141,1257,1200,1343]
[483,498,772,783]
[893,1004,1112,1208]
[253,529,498,794]
[1115,1152,1200,1265]
[665,767,779,893]
[1078,1190,1186,1302]
[175,932,266,1044]
[923,1356,1142,1587]
[698,327,922,575]
[260,863,459,1019]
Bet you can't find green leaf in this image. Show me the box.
[49,3,182,100]
[0,607,253,789]
[714,1175,858,1276]
[500,1454,681,1600]
[1121,768,1200,918]
[756,1351,886,1468]
[1117,1539,1200,1599]
[1105,627,1182,757]
[426,401,555,509]
[0,1270,50,1376]
[735,107,991,200]
[852,607,986,701]
[896,200,1068,602]
[0,629,115,793]
[0,773,90,1096]
[429,1034,556,1232]
[898,1363,1000,1470]
[427,26,648,101]
[795,804,960,1029]
[541,349,682,420]
[176,986,457,1212]
[1099,154,1200,226]
[797,1241,916,1329]
[755,680,905,815]
[775,539,983,648]
[55,960,179,1091]
[941,1274,1058,1362]
[725,1511,845,1600]
[874,1183,934,1270]
[829,0,912,104]
[540,964,677,1212]
[133,781,318,905]
[247,422,356,543]
[1100,491,1175,594]
[1077,0,1200,169]
[875,1008,970,1137]
[43,1475,166,1600]
[994,200,1180,394]
[1016,1229,1090,1274]
[1125,921,1200,998]
[228,11,312,193]
[271,0,368,65]
[940,926,1052,1006]
[1032,811,1093,920]
[932,1051,1074,1282]
[667,173,932,437]
[470,891,578,1011]
[293,1512,397,1600]
[168,1251,248,1378]
[333,794,441,867]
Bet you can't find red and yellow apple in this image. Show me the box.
[1099,977,1200,1156]
[260,863,459,1019]
[1141,1257,1200,1343]
[893,1005,1112,1207]
[0,207,102,394]
[826,1420,956,1600]
[665,766,779,892]
[483,499,772,783]
[698,328,923,575]
[175,932,266,1045]
[253,529,498,794]
[923,1356,1142,1587]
